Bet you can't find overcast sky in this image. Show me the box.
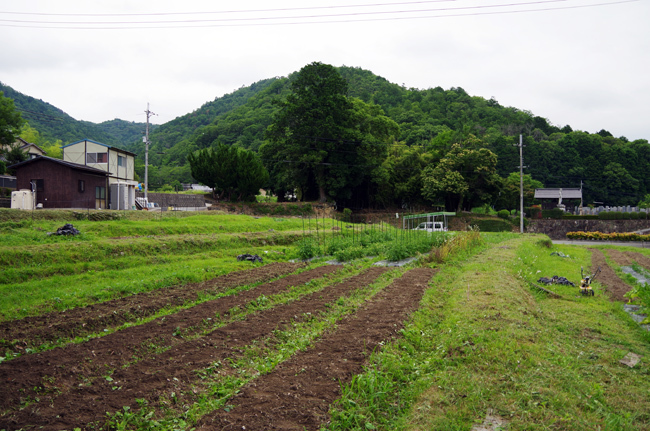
[1,0,648,141]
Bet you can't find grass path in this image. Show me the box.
[330,237,650,430]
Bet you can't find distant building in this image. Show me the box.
[0,137,47,163]
[534,188,583,212]
[61,139,138,209]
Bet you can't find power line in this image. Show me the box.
[0,1,456,17]
[0,0,569,25]
[16,108,64,121]
[0,0,638,29]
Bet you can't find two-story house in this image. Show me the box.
[62,139,138,210]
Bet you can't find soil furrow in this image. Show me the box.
[590,249,631,301]
[0,265,339,413]
[0,262,304,351]
[624,251,650,270]
[196,267,437,431]
[0,267,392,430]
[606,249,634,266]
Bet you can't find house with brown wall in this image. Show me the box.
[9,156,108,209]
[61,139,138,209]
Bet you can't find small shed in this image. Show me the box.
[9,156,109,209]
[534,188,582,212]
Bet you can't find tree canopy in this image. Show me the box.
[421,138,500,211]
[0,91,24,146]
[262,62,401,206]
[264,62,356,202]
[187,143,268,201]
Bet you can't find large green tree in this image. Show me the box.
[264,62,356,203]
[0,91,24,147]
[495,172,544,211]
[421,137,500,211]
[188,143,268,201]
[263,62,401,206]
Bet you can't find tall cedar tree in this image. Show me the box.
[264,62,356,203]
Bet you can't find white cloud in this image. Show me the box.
[0,0,648,140]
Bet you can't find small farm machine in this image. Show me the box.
[579,266,601,296]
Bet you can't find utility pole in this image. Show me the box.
[144,103,156,202]
[519,134,524,233]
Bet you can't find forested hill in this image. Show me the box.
[139,65,565,187]
[4,65,649,208]
[139,65,648,207]
[0,82,146,148]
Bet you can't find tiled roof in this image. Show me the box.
[534,188,582,199]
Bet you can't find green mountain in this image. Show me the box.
[4,66,649,208]
[0,82,147,149]
[137,66,560,186]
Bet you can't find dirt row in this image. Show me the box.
[0,266,398,430]
[0,262,304,352]
[0,265,340,413]
[589,249,632,301]
[196,267,437,430]
[606,249,650,270]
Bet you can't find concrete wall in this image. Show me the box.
[528,219,650,239]
[136,192,205,210]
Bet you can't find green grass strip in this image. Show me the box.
[328,236,650,430]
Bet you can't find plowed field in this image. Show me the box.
[0,264,435,430]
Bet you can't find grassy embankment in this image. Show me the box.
[0,209,448,323]
[0,210,312,323]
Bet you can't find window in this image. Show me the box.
[30,179,44,192]
[118,155,125,167]
[87,152,108,164]
[78,180,85,193]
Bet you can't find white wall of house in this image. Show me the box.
[108,151,135,182]
[63,140,135,181]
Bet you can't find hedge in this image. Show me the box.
[598,211,649,220]
[541,208,564,219]
[472,219,513,232]
[566,231,650,241]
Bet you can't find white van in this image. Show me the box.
[414,222,447,232]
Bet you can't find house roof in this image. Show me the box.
[62,139,137,157]
[15,137,47,155]
[8,155,109,176]
[534,188,582,199]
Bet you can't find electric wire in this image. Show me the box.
[0,0,457,17]
[0,0,638,29]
